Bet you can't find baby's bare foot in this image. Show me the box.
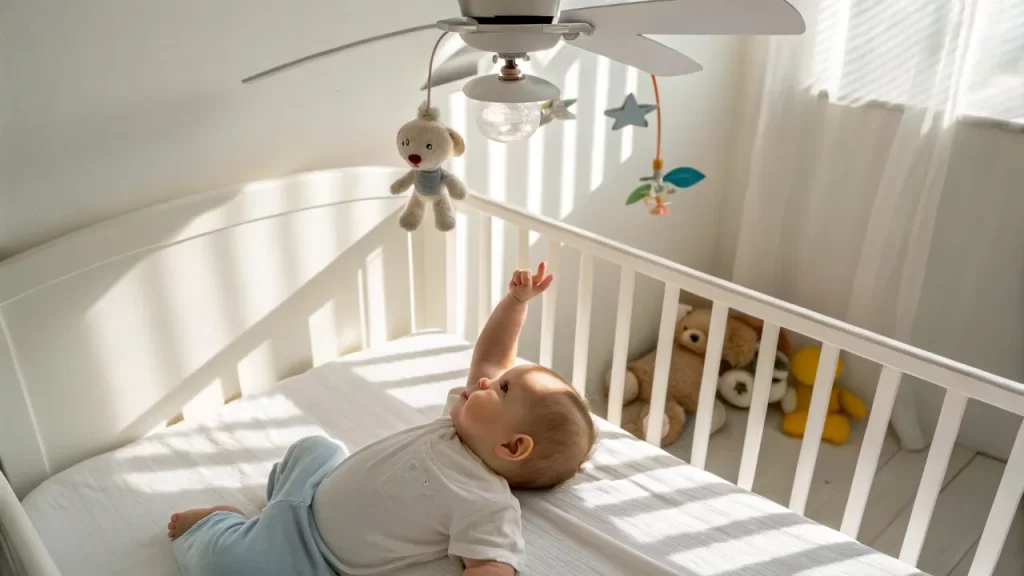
[167,505,245,540]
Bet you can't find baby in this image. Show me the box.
[167,262,596,576]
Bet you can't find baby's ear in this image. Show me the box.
[448,128,466,157]
[496,434,534,462]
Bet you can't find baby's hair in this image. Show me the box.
[506,367,597,490]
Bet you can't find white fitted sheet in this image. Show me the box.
[21,331,927,575]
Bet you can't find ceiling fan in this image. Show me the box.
[242,0,805,142]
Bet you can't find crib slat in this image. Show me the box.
[444,229,457,335]
[407,233,419,334]
[572,253,594,396]
[789,343,841,515]
[364,247,388,348]
[900,389,968,566]
[238,341,277,397]
[478,214,493,335]
[841,365,902,538]
[539,240,560,367]
[182,379,227,422]
[219,369,242,404]
[308,300,339,367]
[691,302,729,470]
[357,268,369,350]
[606,268,635,427]
[968,421,1024,576]
[737,323,781,491]
[516,227,530,270]
[645,283,681,446]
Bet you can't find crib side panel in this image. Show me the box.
[460,191,1024,573]
[0,168,410,498]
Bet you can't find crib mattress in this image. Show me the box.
[21,331,926,576]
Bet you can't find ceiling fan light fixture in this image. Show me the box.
[463,58,560,143]
[461,71,560,104]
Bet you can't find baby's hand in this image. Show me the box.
[509,262,554,303]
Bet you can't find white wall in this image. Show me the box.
[0,0,451,258]
[0,2,743,398]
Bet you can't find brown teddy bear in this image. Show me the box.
[619,399,688,447]
[605,308,760,446]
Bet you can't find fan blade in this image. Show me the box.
[560,0,806,35]
[567,33,702,77]
[241,24,436,84]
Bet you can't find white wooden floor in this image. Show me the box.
[658,405,1024,576]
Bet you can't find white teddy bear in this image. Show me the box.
[717,348,797,414]
[390,103,469,232]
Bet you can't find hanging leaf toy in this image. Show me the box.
[626,161,706,215]
[621,76,706,216]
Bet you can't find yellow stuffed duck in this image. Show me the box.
[781,347,869,445]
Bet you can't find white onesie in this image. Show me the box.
[312,394,525,574]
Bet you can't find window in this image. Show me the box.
[810,0,1024,124]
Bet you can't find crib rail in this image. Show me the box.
[0,473,60,576]
[455,192,1024,575]
[1,173,1021,576]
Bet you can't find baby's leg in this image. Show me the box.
[170,436,345,576]
[171,496,337,575]
[266,435,347,504]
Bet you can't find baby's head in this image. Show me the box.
[450,364,596,490]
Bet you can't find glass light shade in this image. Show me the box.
[475,101,542,143]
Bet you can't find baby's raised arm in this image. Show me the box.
[465,262,553,386]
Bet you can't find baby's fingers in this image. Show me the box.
[534,262,547,282]
[536,274,554,292]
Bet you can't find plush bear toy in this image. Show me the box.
[718,348,797,414]
[781,347,869,445]
[619,398,687,448]
[390,103,469,232]
[605,308,760,446]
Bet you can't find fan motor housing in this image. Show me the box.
[458,0,561,23]
[456,0,564,54]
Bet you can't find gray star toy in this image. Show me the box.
[604,93,658,130]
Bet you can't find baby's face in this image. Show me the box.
[450,365,566,462]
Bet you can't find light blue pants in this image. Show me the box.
[172,435,347,576]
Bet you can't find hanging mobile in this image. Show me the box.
[539,97,578,127]
[621,76,706,216]
[390,32,469,232]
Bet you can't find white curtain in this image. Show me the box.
[724,0,1023,451]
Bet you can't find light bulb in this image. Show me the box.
[475,101,542,143]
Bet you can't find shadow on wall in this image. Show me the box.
[2,39,736,489]
[435,43,733,398]
[0,0,455,258]
[1,197,411,484]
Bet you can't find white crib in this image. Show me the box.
[0,166,1021,575]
